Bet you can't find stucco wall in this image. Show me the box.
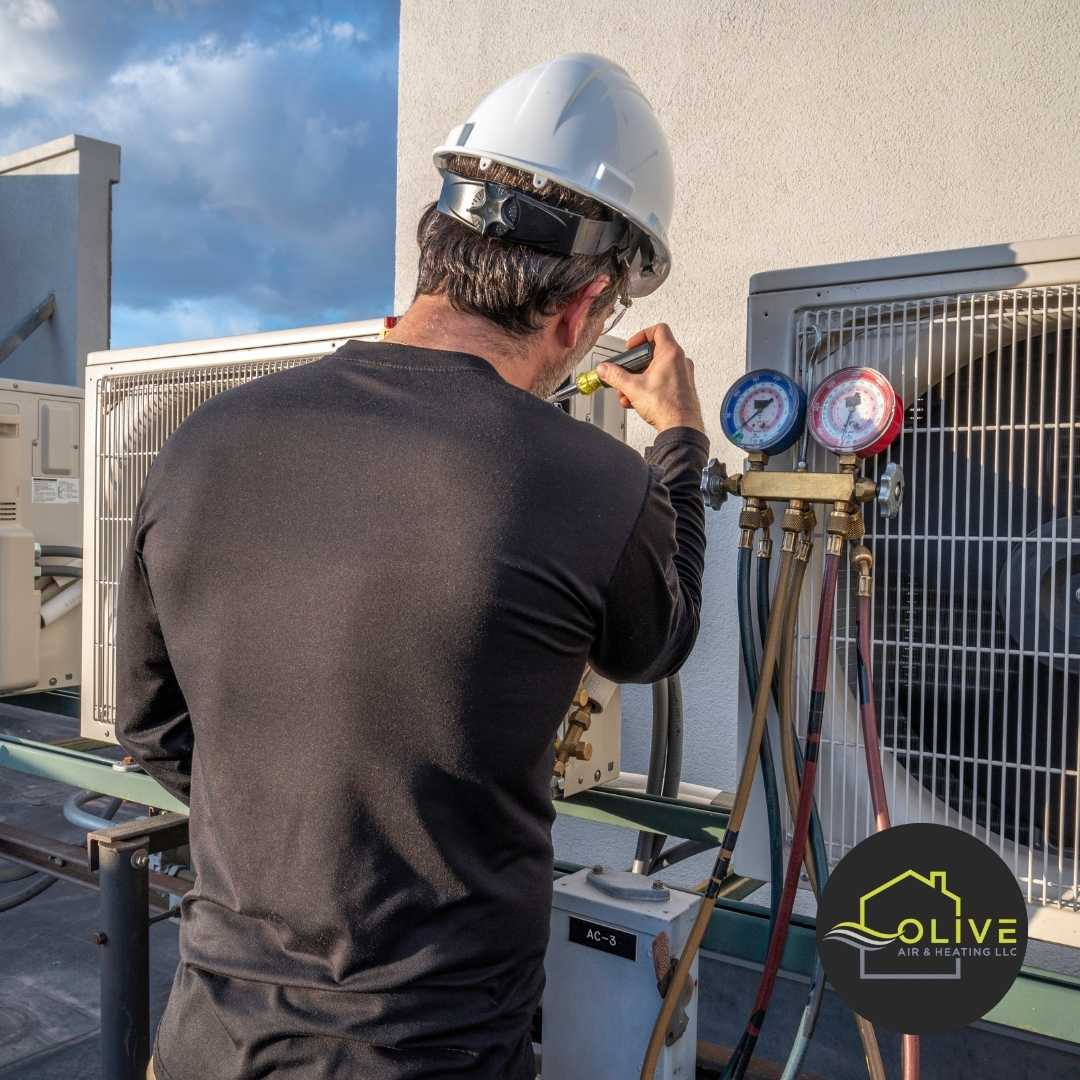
[393,1,1080,878]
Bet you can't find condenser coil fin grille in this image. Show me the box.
[91,356,317,730]
[795,286,1079,909]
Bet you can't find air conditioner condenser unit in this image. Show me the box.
[740,236,1080,942]
[0,377,83,695]
[82,320,630,800]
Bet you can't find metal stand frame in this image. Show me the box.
[86,814,188,1080]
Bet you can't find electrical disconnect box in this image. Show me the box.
[544,869,701,1080]
[0,378,83,694]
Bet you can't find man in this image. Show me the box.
[117,53,708,1079]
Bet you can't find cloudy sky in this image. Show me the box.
[1,0,399,347]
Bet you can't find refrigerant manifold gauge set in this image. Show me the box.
[703,366,905,517]
[647,364,910,1080]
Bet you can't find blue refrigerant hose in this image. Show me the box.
[736,545,783,938]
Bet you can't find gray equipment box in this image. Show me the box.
[544,868,701,1080]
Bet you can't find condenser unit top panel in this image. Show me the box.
[86,317,388,369]
[750,235,1080,295]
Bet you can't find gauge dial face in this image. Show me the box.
[808,367,903,457]
[720,369,806,455]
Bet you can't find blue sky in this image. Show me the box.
[1,0,399,347]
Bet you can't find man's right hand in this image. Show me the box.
[595,324,705,435]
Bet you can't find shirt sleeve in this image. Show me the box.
[589,426,710,683]
[114,502,193,806]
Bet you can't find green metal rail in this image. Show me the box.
[2,732,1078,1052]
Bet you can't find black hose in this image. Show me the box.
[662,676,684,803]
[38,546,82,558]
[0,860,37,884]
[649,837,717,873]
[738,546,783,938]
[641,675,686,870]
[0,873,56,912]
[633,681,670,872]
[37,564,81,579]
[0,789,123,916]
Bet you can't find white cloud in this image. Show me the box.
[3,7,397,343]
[6,0,58,30]
[0,0,69,105]
[112,297,264,349]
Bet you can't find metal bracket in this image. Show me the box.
[0,293,55,367]
[87,811,189,871]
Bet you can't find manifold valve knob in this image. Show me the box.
[700,458,729,510]
[877,462,904,519]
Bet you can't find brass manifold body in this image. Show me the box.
[704,450,879,511]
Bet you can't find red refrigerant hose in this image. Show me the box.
[853,546,920,1080]
[722,544,843,1079]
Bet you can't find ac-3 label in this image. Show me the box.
[568,916,636,961]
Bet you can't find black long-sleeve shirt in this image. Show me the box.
[115,339,709,1080]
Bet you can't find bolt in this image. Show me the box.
[48,855,64,867]
[131,850,149,870]
[90,931,107,946]
[121,755,136,766]
[593,769,602,782]
[593,865,604,875]
[652,880,665,891]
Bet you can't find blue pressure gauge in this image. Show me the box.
[720,369,807,455]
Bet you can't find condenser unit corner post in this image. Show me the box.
[740,236,1080,944]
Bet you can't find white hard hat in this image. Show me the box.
[433,53,674,297]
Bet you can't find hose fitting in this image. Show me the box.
[738,497,770,548]
[851,544,873,596]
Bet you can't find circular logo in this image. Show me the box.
[817,823,1027,1034]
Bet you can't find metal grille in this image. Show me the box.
[795,287,1080,909]
[0,501,16,521]
[91,356,319,729]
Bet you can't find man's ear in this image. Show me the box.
[556,276,611,350]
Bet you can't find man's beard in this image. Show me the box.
[531,310,607,400]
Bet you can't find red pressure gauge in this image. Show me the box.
[807,367,903,458]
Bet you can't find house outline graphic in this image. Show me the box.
[859,869,962,981]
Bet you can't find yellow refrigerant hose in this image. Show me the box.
[640,523,804,1080]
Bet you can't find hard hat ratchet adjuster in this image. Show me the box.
[436,169,648,268]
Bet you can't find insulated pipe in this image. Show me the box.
[37,563,81,580]
[64,790,123,833]
[853,547,920,1080]
[632,681,670,873]
[41,579,82,627]
[645,675,687,867]
[739,545,783,937]
[661,676,684,804]
[722,528,846,1080]
[609,774,723,805]
[641,529,804,1080]
[38,545,82,558]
